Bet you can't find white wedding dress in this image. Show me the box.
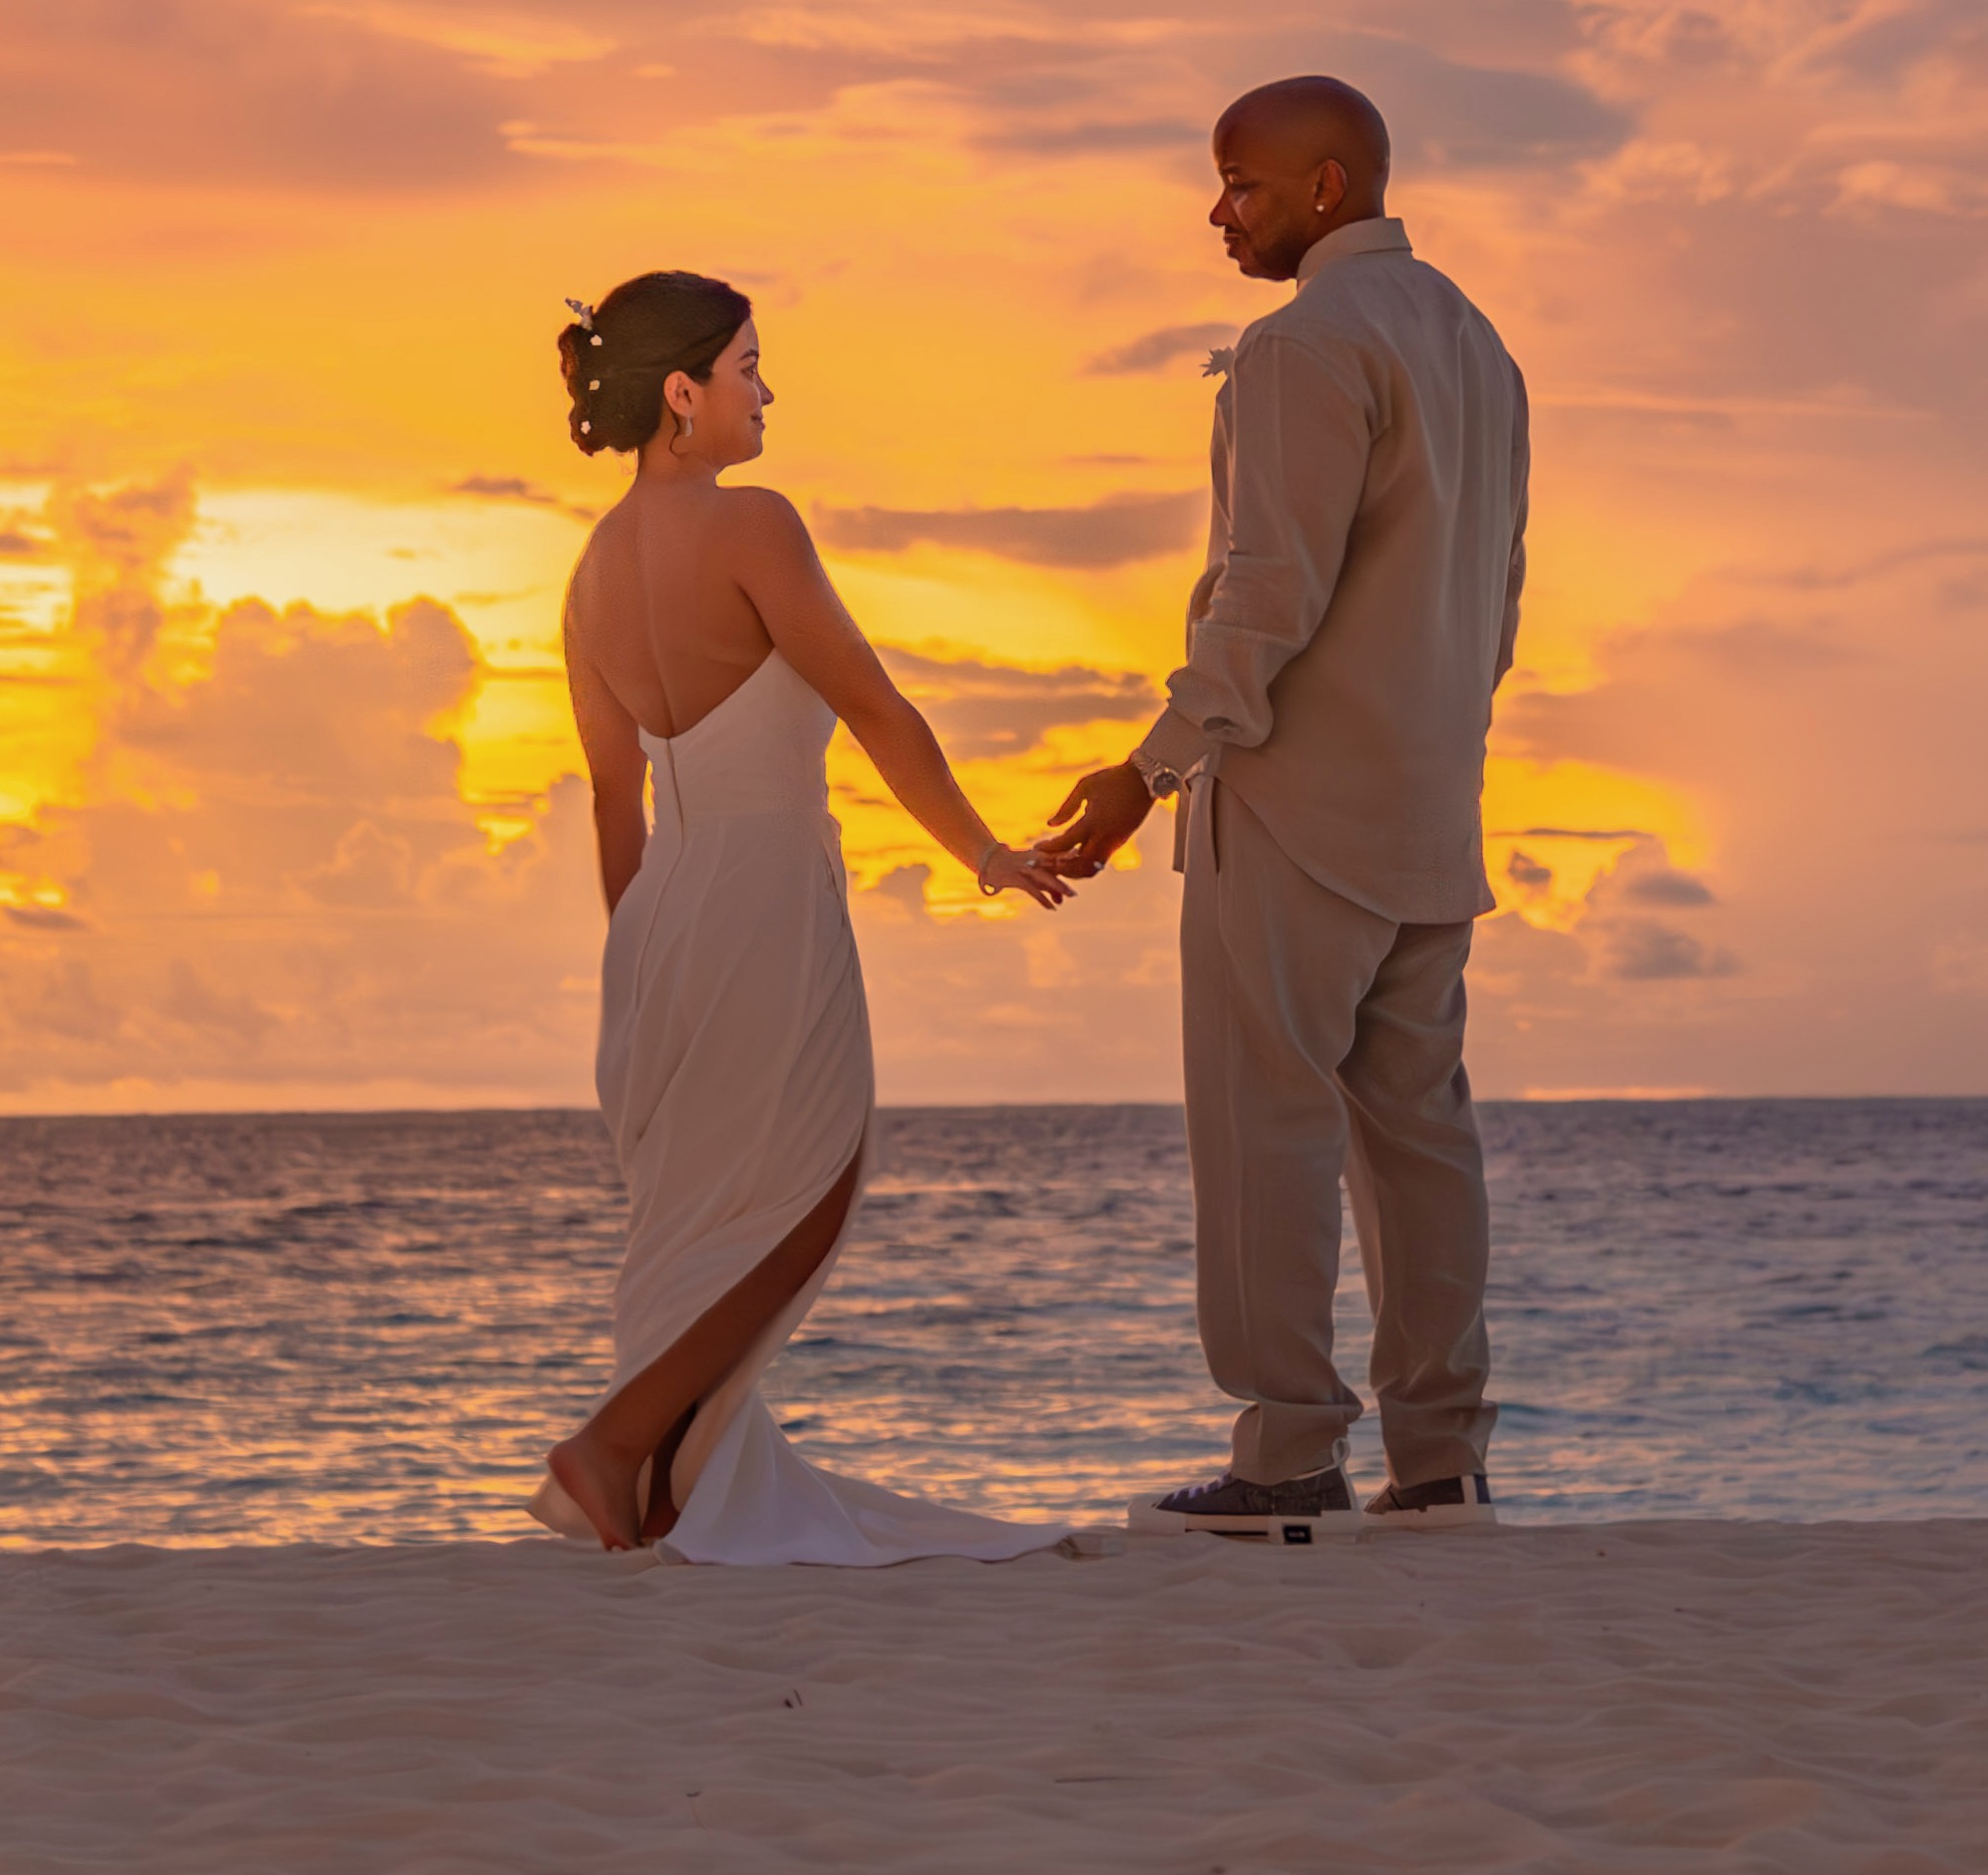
[529,647,1066,1566]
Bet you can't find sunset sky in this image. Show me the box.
[2,0,1984,1110]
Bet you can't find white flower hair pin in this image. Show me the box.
[566,297,603,346]
[1202,346,1235,379]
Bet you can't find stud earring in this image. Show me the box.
[681,413,694,439]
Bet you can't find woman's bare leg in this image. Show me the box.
[638,1403,695,1544]
[550,1151,863,1550]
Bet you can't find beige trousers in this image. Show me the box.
[1181,780,1497,1488]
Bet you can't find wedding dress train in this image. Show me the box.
[529,648,1065,1565]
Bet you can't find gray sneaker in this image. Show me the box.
[1128,1465,1364,1543]
[1364,1474,1497,1530]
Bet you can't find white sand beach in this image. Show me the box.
[4,1520,1983,1872]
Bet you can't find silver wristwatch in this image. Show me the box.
[1129,750,1183,800]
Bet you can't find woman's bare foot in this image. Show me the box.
[547,1429,642,1551]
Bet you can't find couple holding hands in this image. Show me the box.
[530,74,1529,1565]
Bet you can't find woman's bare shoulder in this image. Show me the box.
[581,494,643,562]
[711,484,810,553]
[565,500,636,619]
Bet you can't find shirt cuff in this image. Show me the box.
[1135,704,1211,779]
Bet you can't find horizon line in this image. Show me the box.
[2,1092,1985,1124]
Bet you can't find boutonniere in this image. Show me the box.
[1202,346,1235,379]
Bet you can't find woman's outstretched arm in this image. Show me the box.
[726,491,1071,908]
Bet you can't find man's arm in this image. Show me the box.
[1493,362,1530,689]
[1042,328,1378,869]
[1140,327,1377,771]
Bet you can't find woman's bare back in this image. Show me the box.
[563,466,1070,924]
[567,481,773,740]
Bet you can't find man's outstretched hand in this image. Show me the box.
[1034,761,1153,877]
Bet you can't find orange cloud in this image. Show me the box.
[815,492,1202,568]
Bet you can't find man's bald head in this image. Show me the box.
[1218,78,1391,196]
[1209,77,1391,281]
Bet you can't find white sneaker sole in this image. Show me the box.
[1363,1500,1499,1532]
[1126,1497,1365,1544]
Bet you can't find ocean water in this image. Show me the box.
[0,1100,1983,1547]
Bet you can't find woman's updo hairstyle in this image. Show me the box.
[558,271,753,457]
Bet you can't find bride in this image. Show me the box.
[529,270,1073,1564]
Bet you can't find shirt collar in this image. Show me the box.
[1296,214,1411,284]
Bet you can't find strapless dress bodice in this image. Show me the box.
[637,650,833,827]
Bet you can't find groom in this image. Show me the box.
[1041,77,1529,1534]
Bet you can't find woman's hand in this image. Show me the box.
[979,844,1077,910]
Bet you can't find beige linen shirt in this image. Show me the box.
[1137,215,1529,925]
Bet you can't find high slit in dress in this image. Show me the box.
[529,647,1067,1565]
